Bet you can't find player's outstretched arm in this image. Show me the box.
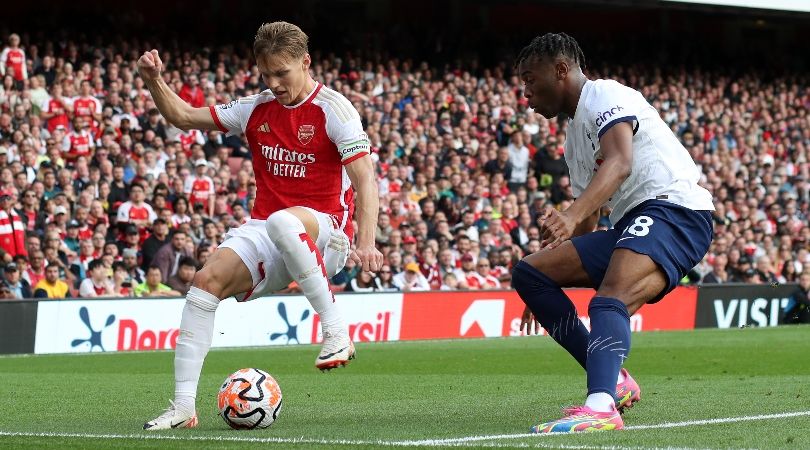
[137,50,216,131]
[345,155,384,273]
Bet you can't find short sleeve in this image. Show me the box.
[116,203,130,223]
[317,91,371,165]
[78,279,95,297]
[587,82,640,140]
[209,94,261,136]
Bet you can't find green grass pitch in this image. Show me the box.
[1,326,808,449]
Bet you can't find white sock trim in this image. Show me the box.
[585,392,616,413]
[186,286,220,312]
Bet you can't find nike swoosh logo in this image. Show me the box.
[170,419,189,428]
[616,237,634,243]
[318,346,349,360]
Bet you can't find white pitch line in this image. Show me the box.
[0,410,808,448]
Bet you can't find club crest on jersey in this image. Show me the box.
[298,124,315,145]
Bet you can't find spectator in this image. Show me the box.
[122,248,145,284]
[507,133,529,191]
[392,262,430,291]
[116,183,156,232]
[166,256,196,296]
[152,230,192,282]
[460,253,483,289]
[33,263,69,298]
[185,160,215,217]
[701,254,734,284]
[141,218,170,269]
[79,259,117,297]
[347,270,376,293]
[473,257,501,289]
[374,264,399,291]
[440,272,463,290]
[112,261,133,297]
[783,272,810,324]
[2,262,31,299]
[0,190,26,260]
[755,255,778,284]
[16,253,39,286]
[0,33,27,82]
[178,74,205,108]
[134,265,181,297]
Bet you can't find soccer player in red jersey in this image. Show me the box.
[140,22,382,430]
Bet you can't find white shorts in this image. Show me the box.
[218,207,346,301]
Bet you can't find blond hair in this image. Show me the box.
[253,22,309,61]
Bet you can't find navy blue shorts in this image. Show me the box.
[571,200,713,303]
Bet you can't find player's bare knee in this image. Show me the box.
[285,207,320,242]
[192,268,226,299]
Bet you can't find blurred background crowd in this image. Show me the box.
[0,0,807,299]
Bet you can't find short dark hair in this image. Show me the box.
[147,265,162,275]
[87,259,104,272]
[178,256,197,269]
[515,32,586,69]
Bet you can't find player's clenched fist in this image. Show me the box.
[350,244,384,273]
[137,49,164,81]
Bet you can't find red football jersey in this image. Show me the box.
[41,97,70,133]
[63,130,94,159]
[0,47,27,81]
[210,83,370,239]
[72,96,101,120]
[184,175,214,207]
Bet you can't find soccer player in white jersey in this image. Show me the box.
[511,33,714,433]
[138,22,383,430]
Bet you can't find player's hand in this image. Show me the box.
[520,306,541,335]
[539,207,577,250]
[350,243,383,273]
[137,50,164,81]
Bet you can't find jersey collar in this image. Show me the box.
[282,81,321,109]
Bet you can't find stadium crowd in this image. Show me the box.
[0,31,808,299]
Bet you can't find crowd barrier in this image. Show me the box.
[0,283,797,355]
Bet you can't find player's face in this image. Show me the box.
[257,53,311,106]
[518,56,565,119]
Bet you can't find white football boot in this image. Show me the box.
[316,328,355,371]
[143,400,198,430]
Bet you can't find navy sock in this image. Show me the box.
[586,296,631,396]
[512,260,590,368]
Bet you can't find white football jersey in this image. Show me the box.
[565,79,714,224]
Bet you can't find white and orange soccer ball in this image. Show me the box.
[217,368,283,429]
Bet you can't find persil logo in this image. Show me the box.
[311,312,392,343]
[595,105,624,127]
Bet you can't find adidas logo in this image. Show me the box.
[257,122,271,133]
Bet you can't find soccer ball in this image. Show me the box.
[217,368,283,429]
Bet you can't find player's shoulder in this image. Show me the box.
[225,89,276,109]
[586,78,637,103]
[313,84,358,123]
